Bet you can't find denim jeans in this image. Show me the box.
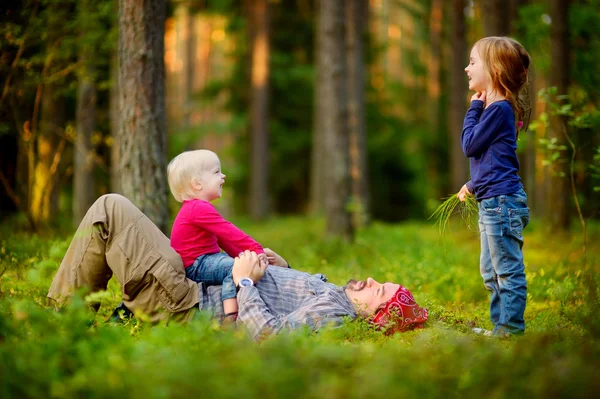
[185,252,236,301]
[478,188,529,335]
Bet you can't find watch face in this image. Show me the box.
[240,278,253,287]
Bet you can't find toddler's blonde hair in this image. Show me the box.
[167,150,219,202]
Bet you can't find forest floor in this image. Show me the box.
[1,213,599,397]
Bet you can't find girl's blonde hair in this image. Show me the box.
[167,150,219,202]
[475,36,531,129]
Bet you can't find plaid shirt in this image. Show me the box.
[199,266,357,340]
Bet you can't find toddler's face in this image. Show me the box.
[195,154,226,202]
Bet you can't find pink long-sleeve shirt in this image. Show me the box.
[171,199,264,267]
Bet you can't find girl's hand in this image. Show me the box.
[471,90,486,103]
[263,248,288,268]
[458,184,471,202]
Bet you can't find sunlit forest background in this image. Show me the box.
[2,1,600,397]
[1,0,599,236]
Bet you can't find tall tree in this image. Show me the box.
[448,0,469,192]
[346,0,369,227]
[310,0,326,215]
[249,0,270,221]
[118,0,169,233]
[320,0,353,240]
[73,0,98,227]
[29,1,69,226]
[548,0,570,230]
[482,0,510,36]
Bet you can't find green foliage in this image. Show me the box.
[2,215,600,397]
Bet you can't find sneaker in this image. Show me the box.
[472,327,493,336]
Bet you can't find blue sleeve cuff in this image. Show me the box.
[470,100,484,110]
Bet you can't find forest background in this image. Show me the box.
[1,0,600,397]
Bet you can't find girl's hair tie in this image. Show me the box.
[517,120,524,130]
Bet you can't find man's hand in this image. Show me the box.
[263,248,288,268]
[471,90,486,103]
[232,250,268,286]
[458,184,471,202]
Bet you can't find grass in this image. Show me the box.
[1,213,599,398]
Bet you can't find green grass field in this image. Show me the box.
[1,215,599,398]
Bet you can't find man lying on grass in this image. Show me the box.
[48,194,428,339]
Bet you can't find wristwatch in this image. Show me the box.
[237,277,254,290]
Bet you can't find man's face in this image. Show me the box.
[344,278,400,317]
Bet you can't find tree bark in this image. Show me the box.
[310,0,326,215]
[548,0,570,231]
[110,52,121,194]
[249,0,270,221]
[73,76,97,226]
[482,0,510,37]
[346,0,369,228]
[448,0,469,192]
[321,0,353,240]
[118,0,169,233]
[73,0,98,227]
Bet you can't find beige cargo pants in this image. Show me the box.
[48,194,199,323]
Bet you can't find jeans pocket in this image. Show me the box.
[508,207,529,240]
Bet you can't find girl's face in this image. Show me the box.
[465,45,489,93]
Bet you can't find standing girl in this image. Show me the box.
[458,37,531,337]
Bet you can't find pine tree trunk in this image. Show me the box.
[249,0,270,221]
[30,83,64,225]
[346,0,369,227]
[548,0,570,231]
[118,0,169,233]
[110,53,120,194]
[448,0,469,192]
[73,0,98,226]
[482,0,510,36]
[310,0,326,215]
[321,0,353,240]
[73,76,97,227]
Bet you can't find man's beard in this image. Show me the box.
[344,279,366,292]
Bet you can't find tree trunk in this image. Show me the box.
[321,0,353,240]
[427,0,443,198]
[548,0,570,231]
[310,0,326,215]
[482,0,510,36]
[110,52,120,194]
[346,0,369,228]
[73,76,97,226]
[448,0,469,192]
[30,83,65,225]
[118,0,169,233]
[249,0,270,221]
[73,0,98,227]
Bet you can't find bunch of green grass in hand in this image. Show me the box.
[429,194,478,234]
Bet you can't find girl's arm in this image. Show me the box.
[461,101,506,157]
[191,201,264,257]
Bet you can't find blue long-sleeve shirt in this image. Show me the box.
[462,99,523,200]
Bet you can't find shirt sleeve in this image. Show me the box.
[466,180,474,194]
[461,100,506,158]
[236,286,345,340]
[190,201,264,257]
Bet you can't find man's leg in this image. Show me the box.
[48,194,124,308]
[48,193,199,321]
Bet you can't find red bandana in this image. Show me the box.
[371,285,428,334]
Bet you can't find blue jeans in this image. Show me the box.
[185,252,236,301]
[478,188,529,335]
